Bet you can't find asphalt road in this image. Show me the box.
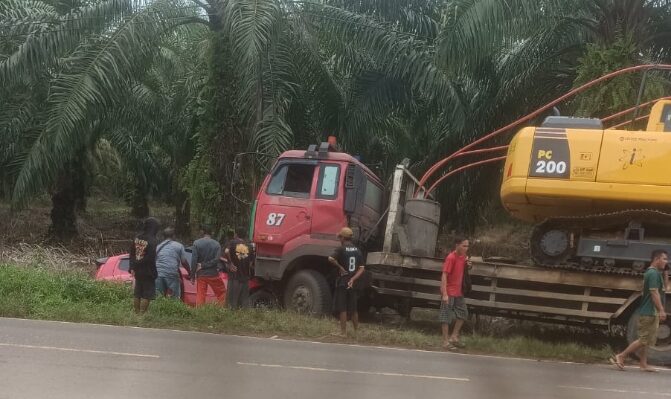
[1,317,670,399]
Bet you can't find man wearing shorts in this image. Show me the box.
[612,249,668,371]
[129,217,160,313]
[328,227,365,337]
[440,237,470,351]
[155,227,190,299]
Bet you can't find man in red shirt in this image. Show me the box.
[439,237,470,351]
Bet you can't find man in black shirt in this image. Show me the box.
[129,217,160,314]
[328,227,365,337]
[224,227,255,309]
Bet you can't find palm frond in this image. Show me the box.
[0,0,140,82]
[11,0,197,206]
[220,0,283,123]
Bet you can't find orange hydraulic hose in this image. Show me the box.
[416,64,671,196]
[601,96,671,123]
[453,145,509,157]
[608,113,650,130]
[426,156,507,196]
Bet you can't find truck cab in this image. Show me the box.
[251,141,384,313]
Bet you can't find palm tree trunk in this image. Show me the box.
[72,156,89,214]
[194,30,250,233]
[49,172,78,241]
[175,190,191,238]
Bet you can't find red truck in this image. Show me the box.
[250,141,384,313]
[247,139,671,365]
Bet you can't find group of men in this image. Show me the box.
[128,217,255,313]
[125,217,669,370]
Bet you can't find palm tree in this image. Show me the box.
[1,0,202,238]
[6,0,671,238]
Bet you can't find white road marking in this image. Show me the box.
[0,343,160,359]
[623,365,671,373]
[558,385,671,397]
[237,362,469,382]
[6,318,671,372]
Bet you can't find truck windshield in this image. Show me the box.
[267,163,316,198]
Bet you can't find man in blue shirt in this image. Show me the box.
[155,227,190,299]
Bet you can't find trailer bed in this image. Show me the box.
[366,252,642,326]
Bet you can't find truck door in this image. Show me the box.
[255,161,317,257]
[310,163,344,236]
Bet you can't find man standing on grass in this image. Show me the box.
[328,227,365,337]
[191,224,226,306]
[440,237,470,351]
[224,227,255,309]
[612,249,668,372]
[129,217,160,314]
[155,227,190,300]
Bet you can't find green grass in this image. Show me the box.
[0,264,613,363]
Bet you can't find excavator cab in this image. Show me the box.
[646,99,671,132]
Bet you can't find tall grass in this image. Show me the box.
[0,264,612,363]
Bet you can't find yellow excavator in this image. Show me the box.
[418,65,671,272]
[501,98,671,271]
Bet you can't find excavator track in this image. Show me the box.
[530,208,671,276]
[535,209,671,230]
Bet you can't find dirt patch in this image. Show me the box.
[0,243,94,274]
[471,222,531,261]
[0,198,176,266]
[438,222,532,261]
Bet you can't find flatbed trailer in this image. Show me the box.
[367,253,640,327]
[364,165,671,364]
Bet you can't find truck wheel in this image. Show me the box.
[249,290,278,309]
[284,270,332,315]
[626,312,671,365]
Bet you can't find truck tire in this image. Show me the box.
[626,312,671,366]
[284,270,332,315]
[249,289,278,309]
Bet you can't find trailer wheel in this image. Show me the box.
[249,289,278,309]
[626,312,671,366]
[284,270,332,315]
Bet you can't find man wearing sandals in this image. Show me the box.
[612,249,668,372]
[329,227,366,337]
[440,237,470,351]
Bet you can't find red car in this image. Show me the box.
[95,250,269,307]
